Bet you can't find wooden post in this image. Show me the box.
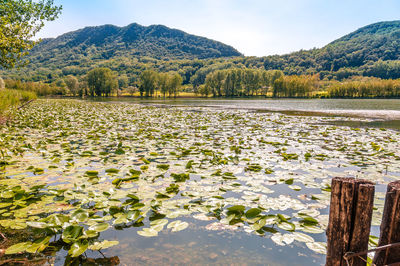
[326,177,375,266]
[373,181,400,265]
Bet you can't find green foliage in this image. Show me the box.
[0,89,36,115]
[4,79,65,96]
[140,70,182,97]
[3,21,400,98]
[87,68,118,97]
[272,75,319,98]
[139,70,158,97]
[327,77,400,98]
[203,68,282,97]
[64,75,79,96]
[0,0,62,69]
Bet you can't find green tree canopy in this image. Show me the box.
[0,0,62,69]
[139,70,158,97]
[64,75,79,96]
[87,68,118,97]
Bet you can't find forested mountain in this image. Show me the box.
[2,21,400,85]
[262,21,400,78]
[27,23,242,64]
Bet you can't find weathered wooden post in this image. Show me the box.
[373,180,400,265]
[326,177,375,266]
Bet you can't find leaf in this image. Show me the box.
[227,205,245,213]
[300,216,319,226]
[167,220,189,232]
[89,240,119,251]
[106,168,119,174]
[137,228,158,237]
[285,178,294,185]
[301,225,325,234]
[150,218,168,231]
[113,214,128,225]
[26,221,48,229]
[221,214,236,224]
[277,222,296,232]
[88,223,109,232]
[83,230,99,238]
[271,233,294,246]
[112,178,123,187]
[62,225,84,243]
[68,240,89,257]
[129,169,141,176]
[5,242,31,254]
[251,217,267,231]
[306,242,327,254]
[85,170,98,176]
[245,208,262,218]
[0,203,12,209]
[293,232,314,243]
[26,236,51,253]
[71,209,89,222]
[157,164,170,171]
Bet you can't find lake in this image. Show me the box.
[0,98,399,265]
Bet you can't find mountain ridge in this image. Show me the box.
[3,20,400,82]
[29,22,242,61]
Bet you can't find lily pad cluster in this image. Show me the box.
[0,99,399,261]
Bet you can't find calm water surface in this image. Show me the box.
[6,98,399,265]
[94,98,400,120]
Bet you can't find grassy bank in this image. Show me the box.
[0,89,37,117]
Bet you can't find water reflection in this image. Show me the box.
[89,97,400,120]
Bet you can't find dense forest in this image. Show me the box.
[2,21,400,98]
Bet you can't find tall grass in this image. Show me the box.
[0,89,37,115]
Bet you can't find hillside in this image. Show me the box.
[262,21,400,78]
[2,20,400,84]
[27,23,242,65]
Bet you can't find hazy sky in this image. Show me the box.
[37,0,400,57]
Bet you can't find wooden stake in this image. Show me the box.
[326,177,375,266]
[373,181,400,265]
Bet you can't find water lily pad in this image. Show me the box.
[89,240,119,251]
[68,240,89,257]
[5,242,32,254]
[137,228,158,237]
[306,242,327,254]
[88,223,109,232]
[167,220,189,232]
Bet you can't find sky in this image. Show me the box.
[36,0,400,57]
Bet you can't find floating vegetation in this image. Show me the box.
[0,99,399,263]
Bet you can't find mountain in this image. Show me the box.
[262,21,400,78]
[28,23,241,64]
[3,20,400,83]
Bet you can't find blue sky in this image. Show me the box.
[37,0,400,56]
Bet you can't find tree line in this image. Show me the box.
[201,69,283,97]
[4,67,184,98]
[327,78,400,98]
[138,70,183,97]
[5,66,400,99]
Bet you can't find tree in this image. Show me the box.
[168,73,183,97]
[158,73,169,98]
[0,0,62,69]
[65,75,79,96]
[118,74,129,89]
[139,70,158,97]
[87,68,118,97]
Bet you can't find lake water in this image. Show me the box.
[1,98,400,265]
[93,98,400,120]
